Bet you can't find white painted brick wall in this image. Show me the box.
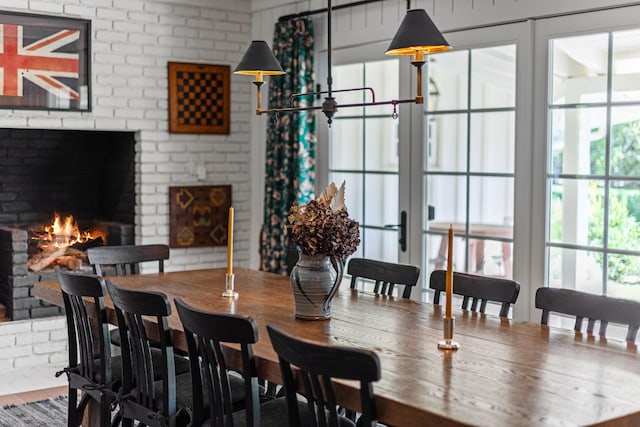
[0,0,253,273]
[0,317,68,370]
[0,0,252,375]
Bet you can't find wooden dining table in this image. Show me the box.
[35,268,640,427]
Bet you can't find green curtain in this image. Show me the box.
[261,17,316,274]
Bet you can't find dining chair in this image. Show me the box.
[56,270,120,427]
[429,270,521,317]
[87,244,170,276]
[174,298,290,427]
[105,280,192,427]
[535,287,640,342]
[347,258,420,299]
[267,324,381,427]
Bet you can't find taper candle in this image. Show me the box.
[445,225,453,319]
[227,206,234,275]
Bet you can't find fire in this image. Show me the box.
[41,213,94,249]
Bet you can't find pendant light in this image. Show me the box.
[234,1,450,125]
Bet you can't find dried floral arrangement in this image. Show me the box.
[288,182,360,259]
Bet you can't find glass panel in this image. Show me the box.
[550,107,607,175]
[609,106,640,177]
[424,113,468,172]
[364,59,399,116]
[329,172,363,224]
[469,111,515,173]
[607,253,640,301]
[364,173,398,227]
[364,118,399,172]
[470,45,516,109]
[612,29,640,102]
[424,175,467,229]
[362,228,398,262]
[472,238,513,279]
[607,180,640,251]
[547,246,604,291]
[469,176,514,229]
[548,179,603,246]
[551,33,609,105]
[333,63,364,116]
[330,118,363,170]
[428,50,469,111]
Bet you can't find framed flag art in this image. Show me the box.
[0,12,90,111]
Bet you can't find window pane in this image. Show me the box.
[364,173,398,227]
[547,247,604,292]
[473,238,513,278]
[607,253,640,301]
[331,118,363,170]
[428,50,468,111]
[469,176,514,228]
[425,113,468,172]
[424,175,467,229]
[469,111,515,173]
[548,179,603,246]
[609,106,640,177]
[329,171,362,224]
[333,63,364,116]
[612,29,640,102]
[607,181,640,251]
[364,118,399,172]
[363,228,398,262]
[550,107,607,175]
[470,45,516,109]
[365,59,399,116]
[551,33,609,105]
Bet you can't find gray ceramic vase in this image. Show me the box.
[290,253,344,320]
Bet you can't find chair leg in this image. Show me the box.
[68,387,79,427]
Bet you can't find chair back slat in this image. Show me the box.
[106,280,179,425]
[535,287,640,343]
[56,271,117,426]
[174,297,262,427]
[429,270,520,317]
[87,244,169,276]
[348,258,420,299]
[267,324,381,427]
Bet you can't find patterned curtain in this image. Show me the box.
[261,17,316,274]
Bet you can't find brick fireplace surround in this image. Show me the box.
[0,0,253,376]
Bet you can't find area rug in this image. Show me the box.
[0,395,67,427]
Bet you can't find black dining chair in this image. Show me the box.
[105,280,191,427]
[347,258,420,299]
[535,287,640,342]
[174,297,290,427]
[267,324,381,427]
[429,270,520,317]
[56,270,121,427]
[87,244,170,276]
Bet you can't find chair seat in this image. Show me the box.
[200,397,356,427]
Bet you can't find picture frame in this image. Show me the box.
[169,185,232,248]
[168,62,230,134]
[0,11,91,111]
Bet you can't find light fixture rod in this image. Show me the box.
[288,87,376,107]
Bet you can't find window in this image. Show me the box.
[547,29,640,302]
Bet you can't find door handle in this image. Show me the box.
[384,211,407,252]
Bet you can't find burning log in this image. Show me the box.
[28,247,68,272]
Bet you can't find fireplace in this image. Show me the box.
[0,128,136,320]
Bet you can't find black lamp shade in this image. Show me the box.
[386,9,451,56]
[234,41,284,75]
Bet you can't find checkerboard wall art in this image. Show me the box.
[168,62,230,134]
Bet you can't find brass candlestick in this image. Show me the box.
[438,317,459,350]
[222,273,238,298]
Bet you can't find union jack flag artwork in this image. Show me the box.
[0,13,89,110]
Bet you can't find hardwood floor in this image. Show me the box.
[0,385,68,407]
